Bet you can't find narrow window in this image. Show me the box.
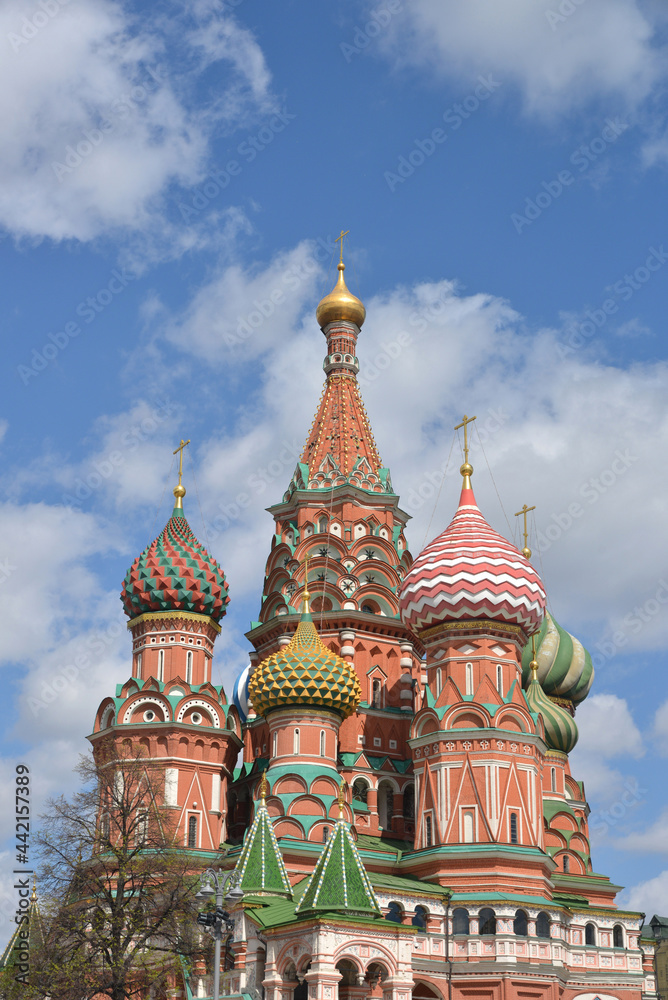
[352,779,368,804]
[465,662,473,696]
[322,826,329,843]
[272,732,277,758]
[320,730,326,757]
[463,810,474,843]
[186,650,193,684]
[551,767,557,792]
[385,902,403,924]
[436,668,442,695]
[319,518,327,533]
[412,906,428,932]
[403,784,415,819]
[293,728,300,755]
[425,814,433,847]
[536,912,551,939]
[372,678,382,708]
[563,855,570,872]
[514,910,528,936]
[510,812,518,844]
[585,923,596,946]
[135,652,142,678]
[158,649,164,682]
[496,664,503,696]
[613,925,624,948]
[453,908,470,935]
[136,811,148,845]
[187,815,197,848]
[479,908,496,935]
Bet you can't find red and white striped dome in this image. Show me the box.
[399,482,546,636]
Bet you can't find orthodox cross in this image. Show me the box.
[335,229,349,264]
[259,770,268,801]
[172,438,191,488]
[338,778,346,817]
[514,503,536,559]
[454,414,477,465]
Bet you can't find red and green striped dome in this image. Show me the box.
[121,507,230,622]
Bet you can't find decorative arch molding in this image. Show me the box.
[122,697,171,725]
[494,708,531,733]
[175,699,221,727]
[445,707,491,729]
[414,713,439,738]
[333,941,398,975]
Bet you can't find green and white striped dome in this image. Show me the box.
[521,611,593,705]
[525,664,578,754]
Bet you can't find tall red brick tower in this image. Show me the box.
[234,241,422,843]
[90,445,242,851]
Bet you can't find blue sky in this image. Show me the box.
[1,0,667,939]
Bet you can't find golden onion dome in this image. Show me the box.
[248,605,361,719]
[316,262,366,330]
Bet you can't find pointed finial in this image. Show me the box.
[172,439,191,510]
[454,414,477,488]
[338,778,346,818]
[335,229,350,266]
[530,634,539,677]
[302,553,311,613]
[515,504,536,560]
[31,879,37,903]
[259,770,268,802]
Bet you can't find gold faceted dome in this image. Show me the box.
[248,611,361,719]
[316,263,366,330]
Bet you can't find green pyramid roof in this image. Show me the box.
[295,813,381,917]
[234,798,292,898]
[0,886,45,974]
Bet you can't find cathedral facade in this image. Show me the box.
[91,251,659,1000]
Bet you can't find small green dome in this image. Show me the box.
[525,667,579,754]
[521,611,593,705]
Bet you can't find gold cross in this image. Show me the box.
[335,229,349,264]
[172,438,191,488]
[514,503,536,559]
[454,414,477,465]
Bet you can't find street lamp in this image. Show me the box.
[195,868,244,1000]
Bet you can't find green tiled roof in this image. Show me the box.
[234,800,292,898]
[371,871,447,898]
[296,815,381,917]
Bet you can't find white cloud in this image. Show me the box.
[653,699,668,755]
[376,0,665,117]
[627,868,668,915]
[0,0,274,243]
[569,694,644,803]
[613,808,668,853]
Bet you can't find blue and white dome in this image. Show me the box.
[233,663,252,722]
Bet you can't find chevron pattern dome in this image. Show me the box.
[248,611,361,719]
[121,509,230,622]
[399,483,546,636]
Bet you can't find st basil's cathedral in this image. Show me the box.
[89,247,659,1000]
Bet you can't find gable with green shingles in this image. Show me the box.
[295,816,381,917]
[234,801,292,897]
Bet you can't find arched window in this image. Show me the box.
[514,910,528,936]
[463,810,475,843]
[452,908,470,935]
[510,812,518,844]
[186,650,193,684]
[371,678,382,708]
[385,901,403,924]
[322,826,329,843]
[613,924,624,948]
[135,652,142,678]
[436,668,442,695]
[465,662,473,696]
[319,730,326,757]
[158,649,164,682]
[319,518,328,533]
[403,783,415,819]
[563,855,570,872]
[425,814,433,847]
[479,908,496,936]
[551,767,556,792]
[496,664,503,696]
[272,731,277,758]
[352,779,368,804]
[536,912,551,938]
[293,729,300,755]
[585,923,596,946]
[187,815,197,848]
[412,906,428,932]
